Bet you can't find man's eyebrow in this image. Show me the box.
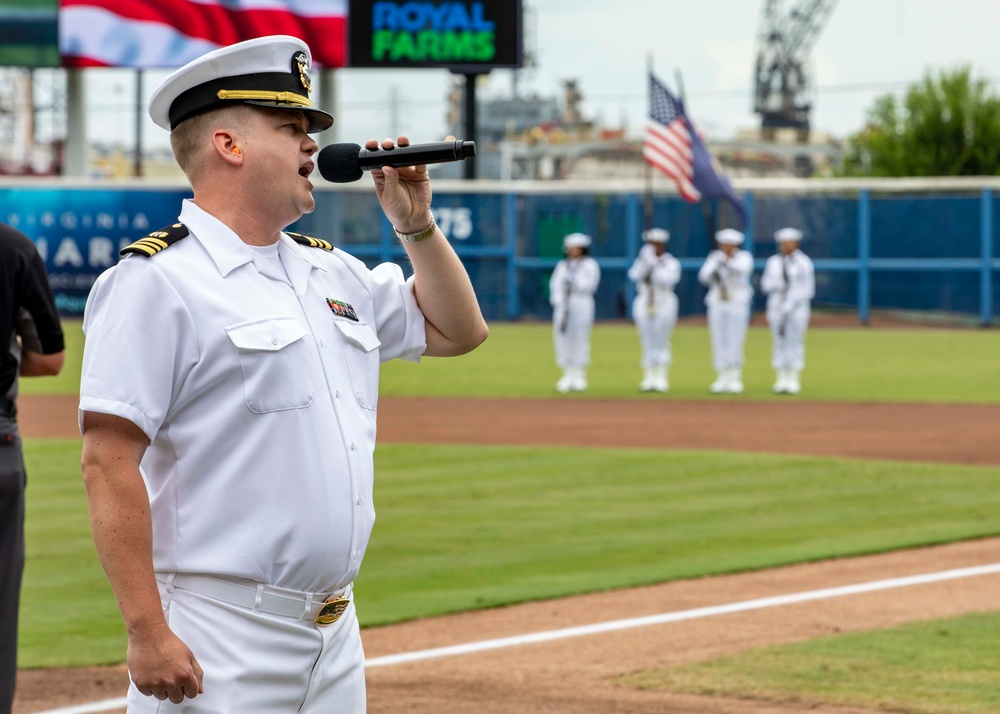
[272,110,308,127]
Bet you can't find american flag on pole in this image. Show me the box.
[58,0,347,68]
[644,72,745,226]
[644,73,699,202]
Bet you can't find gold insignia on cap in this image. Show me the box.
[294,51,312,93]
[216,89,313,107]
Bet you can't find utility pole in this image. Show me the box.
[134,69,143,177]
[461,72,479,180]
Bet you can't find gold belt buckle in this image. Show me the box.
[315,596,350,626]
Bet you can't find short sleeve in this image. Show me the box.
[367,261,427,363]
[79,258,199,439]
[18,232,64,354]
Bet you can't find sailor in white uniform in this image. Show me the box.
[697,228,754,394]
[760,227,815,394]
[550,232,601,392]
[627,228,681,392]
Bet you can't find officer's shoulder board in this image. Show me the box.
[120,223,189,257]
[286,231,334,251]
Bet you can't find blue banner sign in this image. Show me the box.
[1,188,189,316]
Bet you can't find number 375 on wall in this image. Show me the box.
[434,207,473,241]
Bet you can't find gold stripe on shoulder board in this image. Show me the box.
[120,223,190,257]
[287,231,334,251]
[128,238,169,255]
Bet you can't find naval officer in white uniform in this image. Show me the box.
[78,35,487,712]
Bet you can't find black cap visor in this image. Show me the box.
[169,72,333,132]
[242,101,333,133]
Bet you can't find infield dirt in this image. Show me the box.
[13,394,1000,713]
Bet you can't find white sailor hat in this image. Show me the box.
[148,35,333,133]
[642,228,670,243]
[563,232,592,249]
[775,227,804,243]
[715,228,745,245]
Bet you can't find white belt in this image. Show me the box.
[157,572,352,625]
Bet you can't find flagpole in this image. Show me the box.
[644,54,653,232]
[647,67,745,238]
[676,65,716,246]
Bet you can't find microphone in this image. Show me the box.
[317,140,476,183]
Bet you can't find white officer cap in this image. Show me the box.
[148,35,334,133]
[563,232,592,249]
[642,228,670,243]
[775,227,804,243]
[715,228,744,245]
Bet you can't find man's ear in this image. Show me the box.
[213,131,243,166]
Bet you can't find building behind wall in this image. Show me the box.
[450,76,842,181]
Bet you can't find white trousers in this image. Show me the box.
[127,578,366,713]
[767,304,810,370]
[553,295,595,369]
[707,301,750,372]
[632,296,678,368]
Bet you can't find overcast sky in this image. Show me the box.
[83,0,1000,150]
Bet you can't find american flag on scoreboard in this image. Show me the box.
[644,73,745,226]
[58,0,347,69]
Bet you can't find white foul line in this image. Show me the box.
[35,562,1000,714]
[365,562,1000,667]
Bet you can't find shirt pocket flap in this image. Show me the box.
[226,318,307,353]
[333,319,381,353]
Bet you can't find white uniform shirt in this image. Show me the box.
[79,200,427,593]
[549,256,601,310]
[627,244,681,313]
[697,249,754,306]
[760,250,815,312]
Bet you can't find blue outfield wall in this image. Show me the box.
[2,179,999,324]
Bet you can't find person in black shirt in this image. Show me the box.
[0,221,65,711]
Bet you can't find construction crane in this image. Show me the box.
[753,0,839,138]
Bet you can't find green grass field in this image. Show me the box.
[17,318,1000,711]
[621,611,1000,714]
[25,318,1000,402]
[383,321,1000,402]
[22,441,1000,668]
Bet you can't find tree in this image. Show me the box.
[839,66,1000,177]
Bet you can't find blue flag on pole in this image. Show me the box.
[643,73,745,228]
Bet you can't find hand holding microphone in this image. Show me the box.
[343,136,465,239]
[318,137,476,184]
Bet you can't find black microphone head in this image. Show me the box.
[318,143,364,183]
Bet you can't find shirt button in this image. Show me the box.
[335,389,341,398]
[320,339,325,347]
[353,550,359,560]
[270,337,278,345]
[356,496,362,506]
[350,442,357,451]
